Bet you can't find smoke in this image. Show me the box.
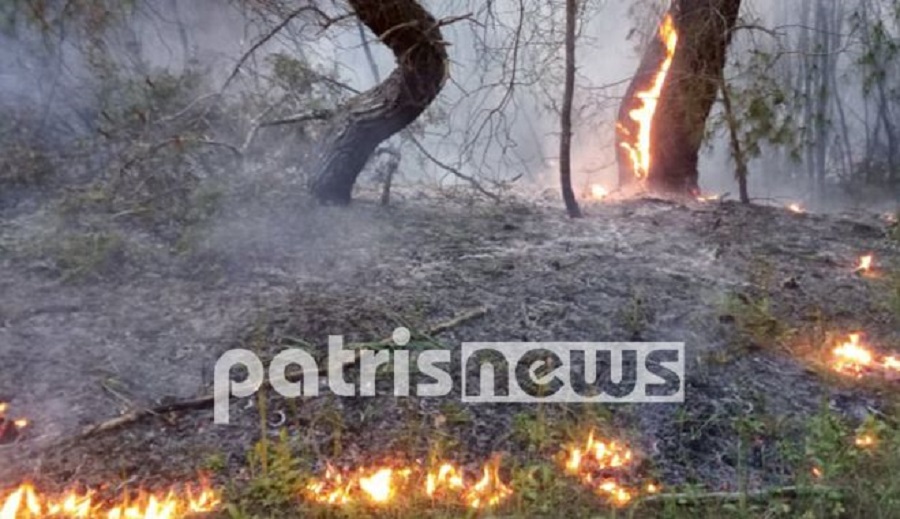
[1,0,896,211]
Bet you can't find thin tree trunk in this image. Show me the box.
[309,0,448,204]
[560,0,582,218]
[645,0,742,194]
[813,0,831,201]
[720,79,749,203]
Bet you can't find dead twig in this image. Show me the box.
[75,395,214,440]
[222,5,352,91]
[319,307,488,372]
[636,485,837,506]
[405,134,502,202]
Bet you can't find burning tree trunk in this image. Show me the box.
[309,0,448,204]
[617,0,742,194]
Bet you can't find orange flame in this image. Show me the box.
[561,431,651,507]
[833,333,874,376]
[589,184,610,201]
[425,464,464,497]
[855,434,877,448]
[619,13,679,181]
[0,481,219,519]
[831,333,899,378]
[306,459,512,509]
[855,255,874,274]
[463,457,513,509]
[788,203,806,214]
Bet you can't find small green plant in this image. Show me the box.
[52,231,126,281]
[724,291,792,350]
[620,289,652,340]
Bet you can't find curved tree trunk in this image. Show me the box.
[647,0,741,194]
[309,0,448,204]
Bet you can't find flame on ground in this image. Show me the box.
[831,333,900,379]
[589,184,610,201]
[618,13,678,182]
[696,193,722,203]
[561,431,654,507]
[306,458,513,509]
[855,434,877,448]
[0,402,28,444]
[855,254,874,274]
[788,203,806,214]
[0,481,219,519]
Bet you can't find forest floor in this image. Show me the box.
[0,187,899,518]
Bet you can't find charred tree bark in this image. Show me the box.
[648,0,741,194]
[309,0,448,204]
[560,0,582,218]
[619,0,741,194]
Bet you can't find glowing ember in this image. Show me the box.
[787,203,806,214]
[886,357,900,371]
[830,333,900,378]
[0,402,28,444]
[696,193,722,202]
[0,481,219,519]
[561,431,651,507]
[855,254,874,274]
[619,13,678,181]
[811,467,823,479]
[589,184,610,201]
[833,333,874,375]
[855,434,877,448]
[306,459,512,509]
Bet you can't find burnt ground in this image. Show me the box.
[0,189,898,505]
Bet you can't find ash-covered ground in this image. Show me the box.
[0,190,897,498]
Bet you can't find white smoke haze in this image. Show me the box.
[0,0,897,212]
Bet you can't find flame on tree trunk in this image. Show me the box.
[617,0,742,194]
[309,0,448,204]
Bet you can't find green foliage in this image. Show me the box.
[803,409,900,517]
[243,430,305,510]
[718,48,803,164]
[51,231,126,281]
[724,291,792,350]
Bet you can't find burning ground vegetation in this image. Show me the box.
[0,190,899,518]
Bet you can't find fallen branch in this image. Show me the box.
[319,307,488,372]
[637,485,837,506]
[405,134,502,202]
[75,395,214,440]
